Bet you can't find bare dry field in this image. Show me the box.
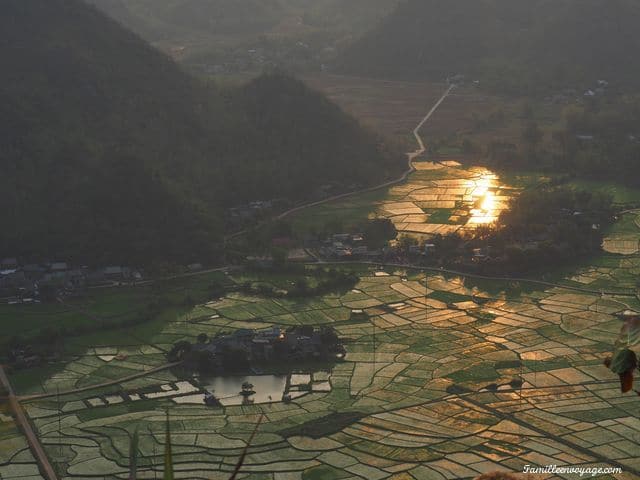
[303,74,447,147]
[304,75,563,156]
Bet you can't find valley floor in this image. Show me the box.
[3,255,640,479]
[2,76,640,480]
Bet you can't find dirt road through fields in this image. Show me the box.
[222,84,455,241]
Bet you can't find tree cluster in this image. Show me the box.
[480,187,615,274]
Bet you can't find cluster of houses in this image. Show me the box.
[8,347,46,368]
[317,234,440,261]
[173,325,345,372]
[228,200,278,222]
[0,258,142,303]
[320,233,378,259]
[583,79,609,98]
[545,80,610,106]
[195,39,335,76]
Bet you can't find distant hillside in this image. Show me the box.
[336,0,640,93]
[0,0,401,265]
[86,0,285,39]
[87,0,399,70]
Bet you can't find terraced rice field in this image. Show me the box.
[4,238,640,479]
[3,205,640,480]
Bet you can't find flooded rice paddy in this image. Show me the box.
[288,158,519,240]
[382,161,516,236]
[10,250,640,478]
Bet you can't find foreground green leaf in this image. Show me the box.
[610,348,638,374]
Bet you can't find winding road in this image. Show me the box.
[275,84,455,221]
[411,84,455,155]
[224,84,456,240]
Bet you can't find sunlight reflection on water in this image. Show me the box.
[467,172,501,226]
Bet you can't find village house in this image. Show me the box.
[1,257,18,270]
[331,234,351,243]
[287,248,312,263]
[0,270,28,294]
[576,134,595,142]
[49,262,68,272]
[351,245,369,256]
[103,266,128,280]
[322,233,374,259]
[447,73,465,85]
[424,243,437,255]
[245,255,274,268]
[472,247,490,262]
[22,264,46,281]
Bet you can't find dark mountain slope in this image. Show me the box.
[336,0,640,93]
[0,0,401,265]
[1,0,224,265]
[227,73,399,202]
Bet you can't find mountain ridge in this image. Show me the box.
[336,0,640,93]
[0,0,402,265]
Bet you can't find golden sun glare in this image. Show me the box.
[468,173,500,225]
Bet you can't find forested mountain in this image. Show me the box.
[0,0,401,265]
[86,0,399,70]
[337,0,640,93]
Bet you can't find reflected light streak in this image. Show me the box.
[468,173,501,225]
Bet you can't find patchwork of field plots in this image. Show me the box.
[9,256,640,479]
[303,75,446,147]
[290,161,518,239]
[563,211,640,300]
[0,411,43,480]
[602,211,640,255]
[381,162,516,237]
